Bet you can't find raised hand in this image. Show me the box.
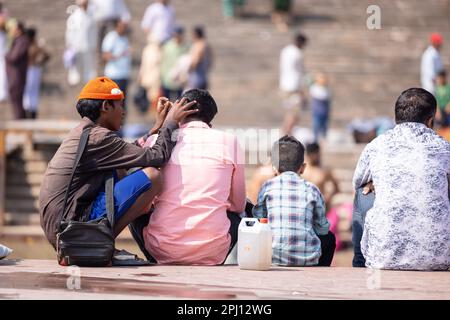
[165,97,199,124]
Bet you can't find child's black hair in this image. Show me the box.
[271,135,305,173]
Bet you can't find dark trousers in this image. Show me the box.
[352,188,375,267]
[312,112,329,143]
[318,232,336,266]
[9,83,26,119]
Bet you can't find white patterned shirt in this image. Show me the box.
[353,122,450,270]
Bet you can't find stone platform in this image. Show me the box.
[0,259,448,300]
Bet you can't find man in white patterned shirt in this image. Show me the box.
[353,88,450,271]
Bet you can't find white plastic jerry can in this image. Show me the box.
[238,218,272,271]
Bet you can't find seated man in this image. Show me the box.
[39,77,197,249]
[131,89,246,265]
[353,88,450,270]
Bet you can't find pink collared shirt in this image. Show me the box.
[143,121,246,265]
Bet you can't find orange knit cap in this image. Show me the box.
[77,76,124,101]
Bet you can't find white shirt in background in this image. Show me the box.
[141,2,176,44]
[90,0,131,22]
[66,7,97,53]
[279,44,305,93]
[421,45,444,94]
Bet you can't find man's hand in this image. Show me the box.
[362,181,375,195]
[164,97,199,124]
[149,97,171,135]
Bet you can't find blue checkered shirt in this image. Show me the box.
[252,171,330,266]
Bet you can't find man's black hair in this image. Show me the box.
[295,33,307,47]
[180,89,217,124]
[76,99,104,122]
[193,25,205,39]
[394,88,437,124]
[306,142,320,155]
[26,27,36,42]
[271,135,305,173]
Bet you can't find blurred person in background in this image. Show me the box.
[65,0,97,86]
[421,32,444,95]
[303,143,340,211]
[139,33,162,113]
[141,0,176,45]
[102,19,132,111]
[272,0,292,32]
[222,0,245,20]
[310,73,331,143]
[187,26,212,90]
[5,21,29,119]
[90,0,130,59]
[23,27,50,119]
[279,32,308,135]
[160,25,189,101]
[434,70,450,127]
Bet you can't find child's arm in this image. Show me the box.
[312,188,330,236]
[252,183,268,219]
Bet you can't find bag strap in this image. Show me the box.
[105,173,115,229]
[59,127,91,225]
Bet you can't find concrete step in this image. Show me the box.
[6,173,44,186]
[6,186,41,199]
[7,160,48,174]
[5,199,39,213]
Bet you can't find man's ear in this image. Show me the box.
[101,100,112,113]
[425,116,435,129]
[298,163,306,175]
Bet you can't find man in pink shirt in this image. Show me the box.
[130,89,247,265]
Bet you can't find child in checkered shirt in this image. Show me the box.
[252,135,336,266]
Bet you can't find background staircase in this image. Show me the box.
[2,0,450,232]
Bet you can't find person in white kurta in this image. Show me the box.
[279,33,308,135]
[421,33,444,95]
[141,0,176,45]
[65,0,97,85]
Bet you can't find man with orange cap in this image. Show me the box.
[39,76,198,251]
[421,32,444,95]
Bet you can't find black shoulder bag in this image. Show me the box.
[56,127,115,267]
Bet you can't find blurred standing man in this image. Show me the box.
[102,20,132,111]
[421,32,444,95]
[160,25,188,101]
[90,0,130,58]
[187,26,212,90]
[279,33,307,135]
[141,0,176,45]
[23,27,50,119]
[5,21,29,119]
[65,0,97,86]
